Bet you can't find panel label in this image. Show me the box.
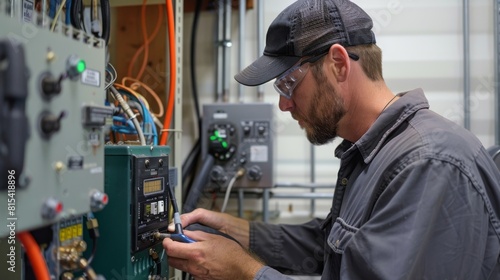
[81,69,101,87]
[23,0,34,22]
[250,145,268,162]
[68,156,84,170]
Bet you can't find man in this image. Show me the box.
[163,0,500,279]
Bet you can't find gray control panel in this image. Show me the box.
[202,103,275,189]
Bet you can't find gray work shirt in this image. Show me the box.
[250,89,500,279]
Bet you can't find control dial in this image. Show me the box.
[247,165,262,181]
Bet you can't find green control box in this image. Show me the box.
[89,145,171,279]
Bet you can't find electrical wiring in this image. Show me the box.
[50,0,67,32]
[113,83,151,110]
[182,0,203,203]
[110,85,146,145]
[68,0,109,44]
[127,4,163,79]
[100,0,111,45]
[86,212,100,266]
[112,115,138,134]
[65,0,72,25]
[220,168,245,213]
[91,0,97,21]
[70,0,83,30]
[134,0,150,80]
[115,86,158,145]
[122,77,165,117]
[220,176,237,213]
[49,0,57,18]
[105,63,118,90]
[18,232,50,280]
[190,0,202,127]
[153,115,163,130]
[159,0,176,146]
[128,100,144,117]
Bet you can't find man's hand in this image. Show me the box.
[169,208,250,248]
[163,230,263,280]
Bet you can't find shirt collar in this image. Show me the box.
[335,88,430,163]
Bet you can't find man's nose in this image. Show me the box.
[278,95,294,112]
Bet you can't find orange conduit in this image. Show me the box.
[127,3,164,79]
[17,232,50,280]
[159,0,176,146]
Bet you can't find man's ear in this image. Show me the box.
[326,44,350,82]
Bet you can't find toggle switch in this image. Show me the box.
[39,111,66,139]
[39,72,62,99]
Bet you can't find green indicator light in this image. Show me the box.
[214,131,219,137]
[210,136,217,141]
[76,60,86,73]
[222,141,228,148]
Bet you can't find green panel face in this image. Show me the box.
[88,145,170,279]
[0,11,107,236]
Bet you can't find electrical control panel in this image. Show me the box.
[202,103,275,189]
[132,153,170,253]
[0,10,110,236]
[89,145,170,279]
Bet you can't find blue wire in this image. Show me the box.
[118,90,158,145]
[65,0,72,25]
[49,0,58,18]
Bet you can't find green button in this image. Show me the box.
[76,60,86,73]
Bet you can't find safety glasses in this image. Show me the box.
[274,52,359,99]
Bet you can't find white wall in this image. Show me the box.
[182,0,497,219]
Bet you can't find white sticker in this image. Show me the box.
[250,145,268,162]
[90,167,103,174]
[81,69,101,87]
[213,112,228,119]
[23,0,34,23]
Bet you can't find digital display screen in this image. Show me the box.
[143,178,163,195]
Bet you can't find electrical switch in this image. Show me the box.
[41,197,63,220]
[66,55,86,80]
[39,111,66,139]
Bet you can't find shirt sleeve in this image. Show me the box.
[254,266,295,280]
[250,218,325,275]
[340,158,492,279]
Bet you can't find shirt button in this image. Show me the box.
[341,178,348,185]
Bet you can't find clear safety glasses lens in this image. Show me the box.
[273,64,309,99]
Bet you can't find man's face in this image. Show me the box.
[292,66,346,145]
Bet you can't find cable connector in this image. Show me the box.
[86,218,100,239]
[236,168,245,178]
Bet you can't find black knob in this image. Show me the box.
[247,165,262,181]
[258,126,266,134]
[239,157,247,165]
[158,159,164,167]
[145,159,150,168]
[39,111,66,138]
[41,74,62,98]
[243,126,251,135]
[210,166,227,184]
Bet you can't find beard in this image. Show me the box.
[299,69,346,145]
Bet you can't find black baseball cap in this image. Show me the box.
[235,0,376,86]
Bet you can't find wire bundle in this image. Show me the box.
[49,0,110,44]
